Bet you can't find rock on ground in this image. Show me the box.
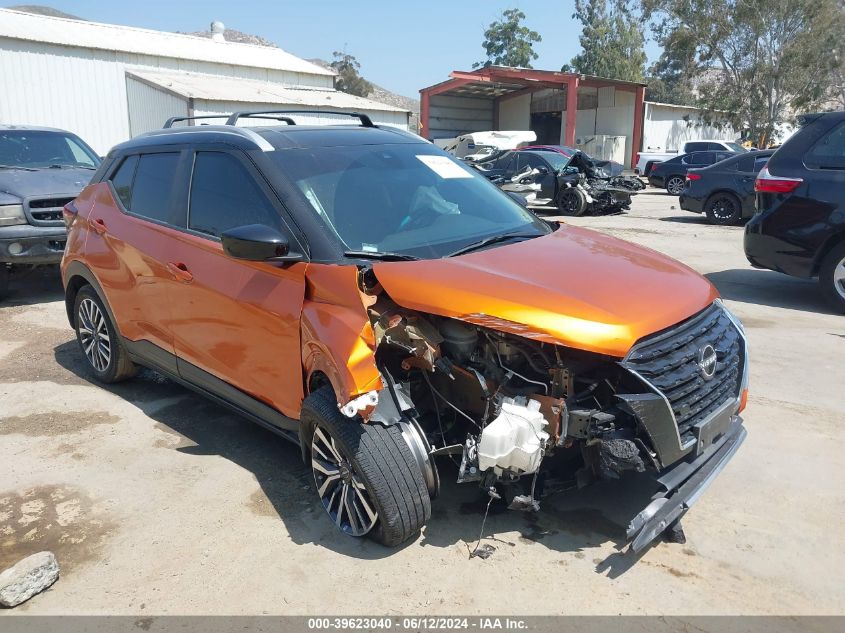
[0,551,59,607]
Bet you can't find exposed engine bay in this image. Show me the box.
[358,280,655,504]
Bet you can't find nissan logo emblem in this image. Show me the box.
[698,344,718,380]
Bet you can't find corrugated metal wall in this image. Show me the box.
[0,37,334,154]
[643,102,736,151]
[428,95,493,139]
[192,100,410,130]
[126,76,188,137]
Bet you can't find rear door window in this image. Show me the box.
[188,152,281,238]
[129,153,181,224]
[805,122,845,170]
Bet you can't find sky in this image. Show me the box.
[3,1,662,99]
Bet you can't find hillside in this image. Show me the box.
[8,4,82,19]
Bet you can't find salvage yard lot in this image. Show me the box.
[1,189,843,615]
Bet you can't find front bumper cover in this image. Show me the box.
[0,225,67,264]
[626,417,746,553]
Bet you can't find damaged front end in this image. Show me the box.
[358,262,748,552]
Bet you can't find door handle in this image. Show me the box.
[92,218,107,234]
[166,262,193,283]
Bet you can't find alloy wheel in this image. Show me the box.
[711,196,737,220]
[667,177,685,195]
[834,256,845,301]
[311,425,378,536]
[77,298,111,372]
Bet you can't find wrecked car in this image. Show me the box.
[468,148,636,216]
[0,125,100,298]
[437,130,537,162]
[62,110,748,552]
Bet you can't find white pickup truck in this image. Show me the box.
[635,139,747,174]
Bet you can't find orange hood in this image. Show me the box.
[372,225,719,358]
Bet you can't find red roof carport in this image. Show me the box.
[420,66,646,168]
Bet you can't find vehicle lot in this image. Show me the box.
[1,188,843,615]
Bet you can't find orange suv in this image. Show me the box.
[61,111,748,552]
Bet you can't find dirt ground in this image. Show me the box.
[1,189,843,615]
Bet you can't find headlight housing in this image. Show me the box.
[0,204,26,227]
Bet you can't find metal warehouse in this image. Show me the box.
[0,8,410,154]
[420,66,646,168]
[420,67,741,168]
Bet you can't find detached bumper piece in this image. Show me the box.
[626,417,746,553]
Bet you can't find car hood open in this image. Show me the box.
[372,225,719,358]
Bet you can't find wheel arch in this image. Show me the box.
[813,230,845,276]
[63,260,118,332]
[704,189,742,206]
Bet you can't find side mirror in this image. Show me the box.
[506,191,529,207]
[221,224,303,262]
[535,166,549,175]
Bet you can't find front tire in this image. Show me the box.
[666,176,685,195]
[819,242,845,314]
[73,285,137,383]
[557,187,588,216]
[0,264,8,301]
[302,387,431,547]
[705,193,742,225]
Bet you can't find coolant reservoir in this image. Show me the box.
[478,398,550,476]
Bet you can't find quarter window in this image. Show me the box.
[806,122,845,170]
[188,152,280,238]
[109,155,138,209]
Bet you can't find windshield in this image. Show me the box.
[531,151,572,171]
[0,130,100,169]
[269,143,550,259]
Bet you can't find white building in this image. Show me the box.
[642,101,737,151]
[0,9,411,154]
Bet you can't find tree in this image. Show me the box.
[644,26,698,104]
[645,0,845,146]
[474,8,542,69]
[563,0,647,82]
[330,51,373,98]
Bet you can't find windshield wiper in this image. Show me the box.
[48,164,96,170]
[447,232,540,257]
[0,164,38,171]
[343,250,420,262]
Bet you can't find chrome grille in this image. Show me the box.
[25,197,75,226]
[623,303,744,439]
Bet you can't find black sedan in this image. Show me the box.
[745,111,845,313]
[474,149,633,215]
[649,150,737,194]
[679,150,774,225]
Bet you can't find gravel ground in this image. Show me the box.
[0,188,843,615]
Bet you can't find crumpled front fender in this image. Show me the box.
[300,264,382,406]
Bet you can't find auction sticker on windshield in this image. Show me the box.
[416,155,473,179]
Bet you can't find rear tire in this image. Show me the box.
[666,176,685,195]
[819,242,845,314]
[557,187,588,216]
[73,285,137,383]
[705,193,742,225]
[301,387,431,547]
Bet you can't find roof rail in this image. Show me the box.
[163,115,230,129]
[225,110,375,128]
